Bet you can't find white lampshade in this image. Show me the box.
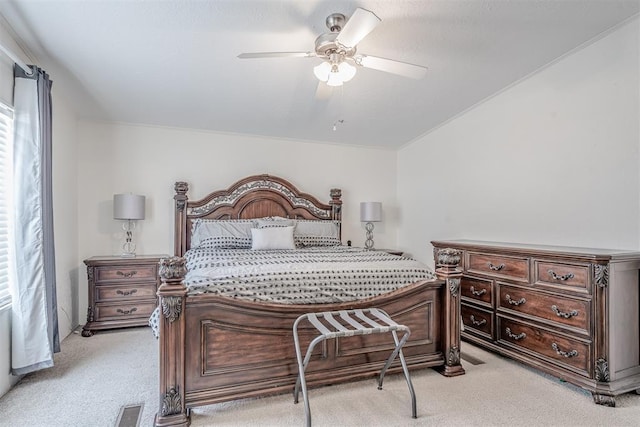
[360,202,382,222]
[113,194,146,220]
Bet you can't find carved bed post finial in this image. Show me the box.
[434,248,465,377]
[155,256,189,427]
[329,188,342,222]
[174,182,189,257]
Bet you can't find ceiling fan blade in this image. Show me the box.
[335,8,381,49]
[354,54,427,79]
[315,81,333,100]
[237,52,315,59]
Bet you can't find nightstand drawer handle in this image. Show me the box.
[505,294,526,306]
[116,307,138,315]
[488,263,505,271]
[552,342,578,358]
[116,270,137,278]
[470,286,487,296]
[551,305,579,319]
[505,327,526,341]
[548,270,574,281]
[116,289,138,297]
[469,315,487,326]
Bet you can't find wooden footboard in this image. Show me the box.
[155,251,463,426]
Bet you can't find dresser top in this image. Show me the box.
[431,240,640,261]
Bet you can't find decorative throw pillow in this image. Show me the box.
[294,220,341,247]
[251,226,296,250]
[191,219,255,249]
[256,217,295,229]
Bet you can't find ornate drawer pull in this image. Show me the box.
[505,327,526,341]
[488,263,505,271]
[551,305,578,319]
[551,342,578,358]
[470,315,487,326]
[505,294,526,306]
[116,307,138,315]
[470,286,487,296]
[116,270,137,278]
[548,270,574,281]
[116,289,138,297]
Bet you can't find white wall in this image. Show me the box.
[398,17,640,266]
[76,121,397,322]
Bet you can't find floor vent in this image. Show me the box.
[115,403,143,427]
[461,352,485,366]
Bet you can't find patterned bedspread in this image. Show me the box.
[149,246,436,336]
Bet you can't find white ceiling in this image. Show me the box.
[0,0,637,149]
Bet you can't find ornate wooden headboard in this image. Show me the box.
[173,174,342,256]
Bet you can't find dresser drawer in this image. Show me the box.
[498,285,590,333]
[467,252,529,282]
[461,304,493,339]
[95,283,157,302]
[95,265,157,283]
[461,275,493,306]
[94,300,157,321]
[534,260,590,293]
[498,316,590,376]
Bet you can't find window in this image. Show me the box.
[0,102,12,308]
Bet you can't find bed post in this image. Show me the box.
[434,248,465,377]
[155,257,189,427]
[329,188,342,238]
[174,182,189,257]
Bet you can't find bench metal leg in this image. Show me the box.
[377,330,417,418]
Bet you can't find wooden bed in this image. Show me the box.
[154,174,464,426]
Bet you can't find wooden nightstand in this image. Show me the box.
[81,255,166,337]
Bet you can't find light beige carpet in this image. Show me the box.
[1,326,639,426]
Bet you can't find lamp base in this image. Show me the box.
[120,252,137,258]
[364,222,375,250]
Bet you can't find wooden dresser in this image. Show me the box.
[82,255,164,337]
[431,240,640,406]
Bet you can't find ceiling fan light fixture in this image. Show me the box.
[313,61,331,81]
[337,62,356,82]
[314,59,356,86]
[326,71,344,87]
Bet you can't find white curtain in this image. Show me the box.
[10,65,58,375]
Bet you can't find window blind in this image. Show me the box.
[0,102,12,308]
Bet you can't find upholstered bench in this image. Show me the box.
[292,308,417,426]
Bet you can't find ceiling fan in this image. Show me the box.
[237,8,427,90]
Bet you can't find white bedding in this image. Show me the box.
[149,246,436,336]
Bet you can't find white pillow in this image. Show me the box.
[251,226,296,250]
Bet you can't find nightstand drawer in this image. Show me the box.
[95,264,157,283]
[94,301,157,321]
[95,283,158,302]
